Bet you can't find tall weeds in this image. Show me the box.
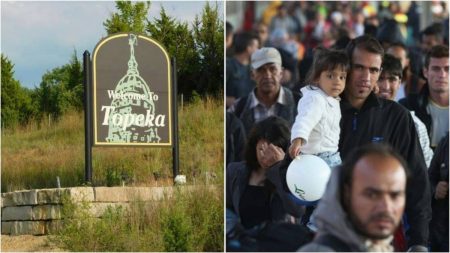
[50,185,223,251]
[4,96,224,251]
[1,97,224,192]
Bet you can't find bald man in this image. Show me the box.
[300,144,408,252]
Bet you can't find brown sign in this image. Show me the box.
[92,33,172,146]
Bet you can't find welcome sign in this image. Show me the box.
[92,33,172,146]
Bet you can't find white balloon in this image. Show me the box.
[286,155,331,202]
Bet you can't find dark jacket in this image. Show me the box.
[226,159,308,251]
[226,57,255,99]
[226,160,304,223]
[226,112,246,165]
[339,92,432,247]
[399,84,431,136]
[428,132,449,251]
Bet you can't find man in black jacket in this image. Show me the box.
[428,133,449,252]
[226,112,246,165]
[339,35,431,251]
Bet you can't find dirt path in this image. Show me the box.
[1,235,64,252]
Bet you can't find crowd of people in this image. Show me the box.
[226,1,448,252]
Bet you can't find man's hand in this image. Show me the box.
[259,142,285,169]
[288,138,303,159]
[435,181,449,199]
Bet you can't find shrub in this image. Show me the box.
[161,198,193,251]
[50,185,223,252]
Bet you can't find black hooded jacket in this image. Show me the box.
[339,92,432,247]
[428,133,449,251]
[399,84,432,137]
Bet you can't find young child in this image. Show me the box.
[289,47,349,168]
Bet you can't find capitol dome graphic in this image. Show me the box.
[105,34,161,143]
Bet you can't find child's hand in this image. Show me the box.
[289,138,303,159]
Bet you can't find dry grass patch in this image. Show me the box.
[2,97,223,192]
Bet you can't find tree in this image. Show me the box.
[66,50,84,110]
[104,1,224,98]
[146,7,200,96]
[37,67,69,119]
[193,2,224,96]
[35,51,84,119]
[103,1,150,35]
[17,87,36,126]
[1,54,21,128]
[1,54,35,128]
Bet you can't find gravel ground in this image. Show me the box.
[1,235,64,252]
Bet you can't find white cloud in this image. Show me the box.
[1,1,116,87]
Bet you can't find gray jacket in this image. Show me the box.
[229,86,298,135]
[299,168,370,252]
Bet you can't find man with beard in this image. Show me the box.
[299,144,408,252]
[228,47,297,135]
[338,35,431,251]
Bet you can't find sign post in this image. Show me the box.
[84,33,179,183]
[83,50,93,183]
[171,58,179,179]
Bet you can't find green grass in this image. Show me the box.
[2,96,224,251]
[50,185,224,251]
[1,96,224,192]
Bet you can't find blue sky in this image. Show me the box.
[1,1,223,89]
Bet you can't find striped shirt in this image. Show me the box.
[411,111,434,168]
[246,87,287,123]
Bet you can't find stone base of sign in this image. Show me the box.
[0,221,61,235]
[1,185,201,235]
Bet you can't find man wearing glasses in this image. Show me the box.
[339,35,431,252]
